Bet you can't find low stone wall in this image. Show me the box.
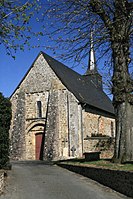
[84,137,115,159]
[0,171,5,195]
[58,163,133,198]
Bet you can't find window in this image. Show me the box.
[37,101,42,118]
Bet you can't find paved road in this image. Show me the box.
[1,161,129,199]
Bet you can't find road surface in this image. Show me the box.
[1,161,129,199]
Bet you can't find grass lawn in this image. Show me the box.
[59,159,133,172]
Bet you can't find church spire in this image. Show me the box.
[88,31,96,71]
[83,31,103,89]
[85,31,97,74]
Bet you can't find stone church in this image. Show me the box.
[9,46,115,161]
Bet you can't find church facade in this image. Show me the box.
[9,51,115,161]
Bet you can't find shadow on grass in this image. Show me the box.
[55,158,133,171]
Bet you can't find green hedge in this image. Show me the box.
[0,93,11,168]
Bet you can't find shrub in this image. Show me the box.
[0,93,11,169]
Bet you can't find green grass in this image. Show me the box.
[83,160,133,171]
[60,159,133,171]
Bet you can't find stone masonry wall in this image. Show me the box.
[84,138,115,159]
[24,92,47,160]
[83,111,115,138]
[67,92,82,158]
[10,54,83,160]
[10,53,115,160]
[0,171,4,195]
[58,89,69,158]
[44,89,59,160]
[10,92,26,160]
[82,111,115,158]
[44,85,83,160]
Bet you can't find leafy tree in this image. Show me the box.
[0,0,42,58]
[0,92,11,168]
[41,0,133,163]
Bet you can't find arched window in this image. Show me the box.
[37,101,42,118]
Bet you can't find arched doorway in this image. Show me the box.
[35,133,43,160]
[26,121,45,160]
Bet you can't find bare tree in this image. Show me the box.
[41,0,133,163]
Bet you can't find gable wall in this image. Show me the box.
[10,54,82,160]
[10,53,115,160]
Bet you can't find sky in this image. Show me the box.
[0,0,113,98]
[0,43,87,98]
[0,28,111,99]
[0,0,88,98]
[1,1,133,99]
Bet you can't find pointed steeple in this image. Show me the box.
[84,31,102,89]
[87,31,96,73]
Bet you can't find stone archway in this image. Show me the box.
[25,121,45,160]
[26,121,45,134]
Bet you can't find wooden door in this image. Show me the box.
[35,133,43,160]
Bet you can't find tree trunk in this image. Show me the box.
[110,0,133,163]
[113,102,133,163]
[111,39,133,163]
[111,37,133,163]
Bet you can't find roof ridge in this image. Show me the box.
[42,52,114,115]
[10,51,114,115]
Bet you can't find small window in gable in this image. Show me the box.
[37,101,42,118]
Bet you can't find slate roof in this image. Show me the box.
[42,52,114,115]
